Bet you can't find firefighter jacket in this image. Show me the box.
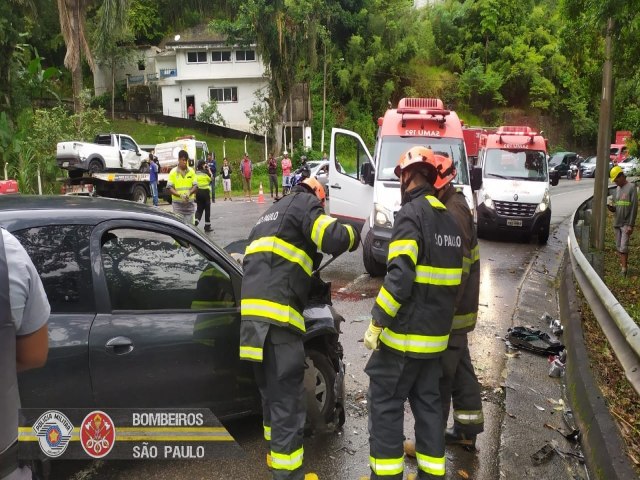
[371,186,463,359]
[440,185,480,334]
[239,190,358,362]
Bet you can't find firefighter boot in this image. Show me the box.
[304,474,319,480]
[445,427,476,450]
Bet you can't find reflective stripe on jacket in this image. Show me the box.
[239,191,356,362]
[372,187,463,358]
[440,186,480,333]
[168,166,197,201]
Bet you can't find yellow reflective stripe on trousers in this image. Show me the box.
[270,446,303,471]
[379,328,449,354]
[454,409,484,424]
[452,311,477,330]
[369,456,404,476]
[311,215,337,249]
[245,236,313,275]
[470,244,480,262]
[388,239,418,265]
[263,424,271,441]
[345,224,356,250]
[241,299,305,332]
[416,452,445,476]
[239,345,263,361]
[375,286,401,318]
[415,265,462,286]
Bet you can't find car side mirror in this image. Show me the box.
[361,162,375,186]
[471,166,483,191]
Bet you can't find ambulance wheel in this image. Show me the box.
[131,185,147,203]
[363,230,386,277]
[305,349,336,425]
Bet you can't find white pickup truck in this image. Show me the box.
[57,133,150,177]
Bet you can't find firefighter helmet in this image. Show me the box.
[302,177,326,207]
[432,154,457,190]
[394,146,437,181]
[609,165,623,182]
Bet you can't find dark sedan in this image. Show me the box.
[4,196,259,419]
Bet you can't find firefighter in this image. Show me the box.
[240,177,360,480]
[363,147,463,479]
[404,154,482,457]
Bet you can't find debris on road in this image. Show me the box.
[531,442,556,465]
[548,357,565,377]
[542,311,564,335]
[505,326,564,355]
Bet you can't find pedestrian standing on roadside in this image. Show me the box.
[207,152,217,204]
[363,147,463,480]
[194,160,213,232]
[149,152,159,207]
[221,158,232,201]
[167,150,198,225]
[608,166,638,276]
[268,153,279,199]
[281,151,292,195]
[240,153,253,202]
[1,228,50,480]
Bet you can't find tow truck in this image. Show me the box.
[61,171,170,204]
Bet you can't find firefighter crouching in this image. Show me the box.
[240,177,360,480]
[363,147,463,479]
[404,154,483,459]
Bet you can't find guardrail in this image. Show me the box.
[569,188,640,395]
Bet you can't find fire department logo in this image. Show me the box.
[33,410,74,457]
[80,411,116,458]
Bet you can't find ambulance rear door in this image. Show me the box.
[328,128,375,231]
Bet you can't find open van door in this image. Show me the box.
[328,128,375,231]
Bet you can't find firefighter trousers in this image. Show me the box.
[366,348,445,479]
[252,325,306,480]
[440,333,484,436]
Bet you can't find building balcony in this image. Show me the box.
[160,68,178,78]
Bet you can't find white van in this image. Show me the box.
[154,136,210,170]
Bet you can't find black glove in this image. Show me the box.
[313,252,324,270]
[349,225,361,252]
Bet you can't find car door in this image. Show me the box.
[328,128,375,230]
[14,224,96,407]
[88,220,256,417]
[119,135,142,170]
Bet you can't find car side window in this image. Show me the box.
[13,225,94,313]
[100,228,235,311]
[120,137,136,152]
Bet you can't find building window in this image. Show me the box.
[235,50,256,62]
[211,51,232,62]
[138,60,146,71]
[209,87,238,103]
[187,51,208,64]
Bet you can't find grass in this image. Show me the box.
[579,207,640,472]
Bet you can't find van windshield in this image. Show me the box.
[484,149,548,181]
[378,136,469,184]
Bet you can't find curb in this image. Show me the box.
[560,260,638,479]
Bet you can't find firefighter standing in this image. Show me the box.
[404,154,483,457]
[240,177,360,480]
[364,147,463,479]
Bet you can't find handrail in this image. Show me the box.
[568,193,640,395]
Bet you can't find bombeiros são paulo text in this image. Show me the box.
[132,412,204,426]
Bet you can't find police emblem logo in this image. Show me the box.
[32,410,74,457]
[80,410,116,458]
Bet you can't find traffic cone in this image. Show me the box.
[257,183,265,204]
[575,168,581,181]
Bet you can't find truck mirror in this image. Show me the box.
[361,162,375,186]
[470,166,483,191]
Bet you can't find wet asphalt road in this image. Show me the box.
[49,178,597,479]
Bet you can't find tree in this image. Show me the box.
[245,87,275,137]
[197,99,227,127]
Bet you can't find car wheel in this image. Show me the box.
[88,159,104,174]
[131,185,147,203]
[363,229,387,277]
[305,349,336,425]
[538,225,550,245]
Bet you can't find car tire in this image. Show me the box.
[363,229,387,277]
[88,158,104,174]
[305,349,337,426]
[131,184,147,203]
[538,224,550,245]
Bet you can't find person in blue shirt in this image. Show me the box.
[149,152,159,207]
[207,152,217,203]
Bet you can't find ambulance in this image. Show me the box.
[154,135,211,171]
[473,126,555,244]
[328,97,473,276]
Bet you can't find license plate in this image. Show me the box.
[507,219,523,227]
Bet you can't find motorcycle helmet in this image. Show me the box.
[432,154,457,190]
[301,177,326,207]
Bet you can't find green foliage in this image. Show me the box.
[244,87,274,136]
[196,99,227,127]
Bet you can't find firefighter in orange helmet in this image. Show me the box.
[363,147,463,479]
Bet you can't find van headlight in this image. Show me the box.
[374,203,394,228]
[482,193,495,210]
[535,190,550,213]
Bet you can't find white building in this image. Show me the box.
[156,25,270,132]
[94,46,161,97]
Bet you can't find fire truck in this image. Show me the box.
[472,126,556,244]
[328,97,473,276]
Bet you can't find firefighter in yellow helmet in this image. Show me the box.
[240,176,360,480]
[363,146,463,479]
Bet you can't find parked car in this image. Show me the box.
[618,156,639,176]
[549,151,579,179]
[7,196,346,429]
[578,155,614,178]
[309,160,330,197]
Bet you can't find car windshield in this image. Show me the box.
[377,136,469,184]
[583,156,597,164]
[307,161,321,169]
[484,149,548,181]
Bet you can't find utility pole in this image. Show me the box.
[592,17,615,251]
[320,39,327,154]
